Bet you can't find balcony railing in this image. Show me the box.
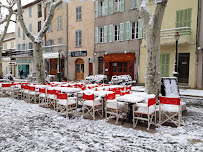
[143,27,191,39]
[12,50,33,57]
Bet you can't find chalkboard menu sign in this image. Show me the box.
[71,51,87,57]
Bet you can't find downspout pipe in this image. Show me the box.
[195,0,201,88]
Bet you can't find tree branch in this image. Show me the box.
[0,1,15,42]
[17,0,35,42]
[137,0,151,30]
[38,0,62,38]
[152,0,168,28]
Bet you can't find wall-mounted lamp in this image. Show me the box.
[124,50,127,54]
[105,51,107,55]
[69,49,71,52]
[94,53,97,56]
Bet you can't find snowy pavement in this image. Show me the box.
[132,86,203,97]
[0,97,203,152]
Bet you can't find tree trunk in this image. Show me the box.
[145,25,161,95]
[33,43,45,84]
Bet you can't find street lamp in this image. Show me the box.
[173,32,180,78]
[57,50,62,82]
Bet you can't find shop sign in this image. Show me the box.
[16,59,31,63]
[71,51,87,57]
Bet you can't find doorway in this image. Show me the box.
[178,53,190,83]
[75,58,84,80]
[50,59,57,75]
[89,63,93,75]
[98,57,103,74]
[18,65,29,78]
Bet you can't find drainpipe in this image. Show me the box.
[195,0,201,88]
[66,3,69,80]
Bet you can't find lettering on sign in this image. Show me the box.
[71,51,87,57]
[182,62,187,65]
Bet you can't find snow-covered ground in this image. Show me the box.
[0,97,202,152]
[132,86,203,97]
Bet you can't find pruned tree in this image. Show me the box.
[17,0,64,84]
[138,0,168,96]
[0,0,16,79]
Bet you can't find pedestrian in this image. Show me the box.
[20,69,23,79]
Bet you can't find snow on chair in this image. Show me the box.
[0,83,11,97]
[39,88,47,107]
[105,92,127,124]
[46,89,58,110]
[23,85,30,101]
[133,97,156,131]
[28,86,38,103]
[82,93,103,120]
[56,93,78,118]
[159,96,182,127]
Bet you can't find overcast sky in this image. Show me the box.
[0,0,35,33]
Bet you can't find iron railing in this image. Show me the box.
[12,50,33,57]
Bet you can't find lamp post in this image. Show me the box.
[173,32,180,78]
[57,50,61,82]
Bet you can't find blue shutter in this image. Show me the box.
[104,25,108,43]
[138,19,142,39]
[109,0,113,14]
[119,22,124,41]
[95,1,98,18]
[126,21,130,40]
[95,27,98,44]
[109,24,113,42]
[104,0,108,16]
[120,0,125,12]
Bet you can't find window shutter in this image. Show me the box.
[104,0,108,16]
[109,0,113,14]
[125,21,130,40]
[95,27,98,44]
[104,25,108,43]
[119,22,124,41]
[135,0,138,8]
[138,19,142,39]
[109,24,113,42]
[95,1,98,18]
[160,54,170,77]
[120,0,125,12]
[20,44,23,51]
[187,8,192,27]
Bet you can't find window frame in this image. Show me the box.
[57,16,62,30]
[76,6,82,21]
[29,7,32,18]
[38,21,41,32]
[99,27,104,43]
[75,30,82,47]
[114,25,120,41]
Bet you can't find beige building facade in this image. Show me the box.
[139,0,199,88]
[67,0,95,81]
[2,32,16,77]
[15,0,45,78]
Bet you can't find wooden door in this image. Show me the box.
[50,59,57,75]
[89,63,93,75]
[75,58,84,80]
[178,53,190,83]
[98,57,103,74]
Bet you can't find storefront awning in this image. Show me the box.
[104,53,135,62]
[43,53,59,59]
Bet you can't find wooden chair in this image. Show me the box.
[0,83,11,97]
[39,88,47,107]
[56,93,78,118]
[82,93,103,120]
[28,86,38,103]
[133,97,156,131]
[159,96,182,127]
[105,92,127,124]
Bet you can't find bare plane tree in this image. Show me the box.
[0,0,16,79]
[138,0,168,96]
[16,0,63,84]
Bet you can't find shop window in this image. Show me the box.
[124,63,127,72]
[81,64,84,73]
[129,63,133,72]
[118,63,122,72]
[51,64,55,70]
[112,63,117,72]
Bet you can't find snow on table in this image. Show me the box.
[116,92,155,104]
